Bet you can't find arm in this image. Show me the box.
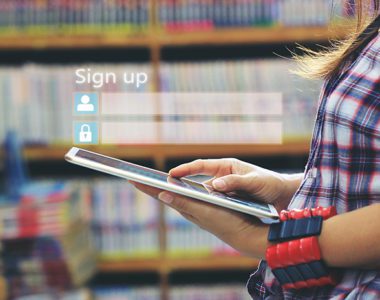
[134,166,380,269]
[245,203,380,269]
[135,160,379,269]
[319,203,380,268]
[156,188,380,269]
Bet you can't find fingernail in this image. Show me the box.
[158,192,174,204]
[213,179,226,190]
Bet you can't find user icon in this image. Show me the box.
[77,94,94,112]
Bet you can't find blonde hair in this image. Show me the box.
[295,0,380,80]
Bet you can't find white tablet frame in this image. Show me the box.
[65,147,279,224]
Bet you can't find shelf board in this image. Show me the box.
[98,256,259,274]
[19,141,310,161]
[0,34,153,50]
[0,25,349,50]
[157,25,347,47]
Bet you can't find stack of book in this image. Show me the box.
[158,0,349,32]
[94,287,160,300]
[0,0,350,36]
[71,178,237,259]
[94,284,250,300]
[0,181,96,299]
[0,63,153,144]
[90,179,160,259]
[0,0,149,36]
[165,206,238,257]
[160,59,322,141]
[12,289,91,300]
[170,285,251,300]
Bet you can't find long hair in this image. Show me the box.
[295,0,380,80]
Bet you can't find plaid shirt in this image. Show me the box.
[247,32,380,299]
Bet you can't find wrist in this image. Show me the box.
[243,224,271,260]
[266,207,338,290]
[280,173,303,206]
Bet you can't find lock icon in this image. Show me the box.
[74,122,98,145]
[79,124,92,142]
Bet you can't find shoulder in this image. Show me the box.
[348,31,380,77]
[362,31,380,63]
[326,33,380,137]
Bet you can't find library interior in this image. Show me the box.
[0,1,356,300]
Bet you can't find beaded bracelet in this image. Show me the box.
[266,206,338,289]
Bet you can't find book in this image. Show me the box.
[0,0,351,36]
[89,179,160,259]
[76,178,240,258]
[0,0,150,36]
[13,288,91,300]
[93,284,251,300]
[0,181,96,298]
[158,0,351,32]
[166,206,239,257]
[0,181,90,239]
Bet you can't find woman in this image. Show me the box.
[134,0,380,298]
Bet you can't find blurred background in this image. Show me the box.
[0,1,354,299]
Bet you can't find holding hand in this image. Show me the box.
[132,158,302,259]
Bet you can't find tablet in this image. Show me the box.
[65,147,279,224]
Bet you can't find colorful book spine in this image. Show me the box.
[0,182,96,298]
[158,0,351,32]
[0,181,90,239]
[72,179,241,258]
[0,0,150,35]
[166,206,239,257]
[94,285,251,300]
[90,179,160,259]
[11,289,91,300]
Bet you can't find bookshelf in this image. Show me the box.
[0,1,352,299]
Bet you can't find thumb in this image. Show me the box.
[212,173,258,193]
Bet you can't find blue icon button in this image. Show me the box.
[74,92,99,115]
[73,122,99,145]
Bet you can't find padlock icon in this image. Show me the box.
[79,124,92,142]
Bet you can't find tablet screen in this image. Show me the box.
[76,149,271,213]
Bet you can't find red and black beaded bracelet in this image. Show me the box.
[266,207,338,290]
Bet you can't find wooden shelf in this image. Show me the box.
[98,256,259,274]
[0,34,153,50]
[19,141,310,161]
[0,25,348,50]
[156,25,347,47]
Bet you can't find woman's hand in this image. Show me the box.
[131,181,270,259]
[130,158,302,258]
[170,158,302,211]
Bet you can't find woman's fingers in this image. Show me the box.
[130,181,162,198]
[132,181,213,219]
[158,191,193,211]
[212,173,259,193]
[158,191,214,217]
[169,159,232,177]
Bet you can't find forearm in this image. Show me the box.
[319,203,380,268]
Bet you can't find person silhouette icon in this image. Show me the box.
[77,95,95,112]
